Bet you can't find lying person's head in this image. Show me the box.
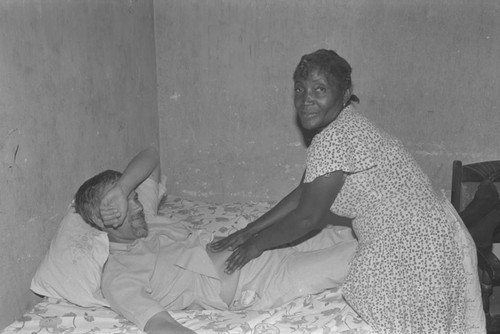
[74,169,149,242]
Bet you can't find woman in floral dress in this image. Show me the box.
[209,49,485,333]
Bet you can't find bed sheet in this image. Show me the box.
[3,195,374,334]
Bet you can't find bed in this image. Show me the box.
[2,195,374,334]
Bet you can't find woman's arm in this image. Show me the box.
[208,177,303,252]
[258,171,344,247]
[246,183,303,234]
[224,170,344,274]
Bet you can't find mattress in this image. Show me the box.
[2,195,373,334]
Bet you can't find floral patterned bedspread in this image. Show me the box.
[3,196,374,334]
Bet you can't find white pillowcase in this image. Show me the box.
[31,177,168,307]
[30,206,110,307]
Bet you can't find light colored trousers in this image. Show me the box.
[230,226,358,310]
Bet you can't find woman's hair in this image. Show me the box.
[74,169,122,229]
[293,49,359,105]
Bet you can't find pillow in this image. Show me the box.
[30,206,110,307]
[31,177,168,307]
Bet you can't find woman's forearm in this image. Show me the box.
[254,171,346,250]
[253,208,320,251]
[244,183,303,235]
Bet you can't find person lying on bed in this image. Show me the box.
[73,146,357,334]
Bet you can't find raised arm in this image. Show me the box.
[100,146,160,227]
[117,146,160,192]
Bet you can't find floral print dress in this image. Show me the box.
[304,105,485,334]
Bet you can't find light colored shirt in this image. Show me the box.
[101,178,227,330]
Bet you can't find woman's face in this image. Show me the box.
[294,69,346,130]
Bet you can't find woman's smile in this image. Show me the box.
[300,110,320,120]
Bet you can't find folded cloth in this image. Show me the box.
[468,204,500,251]
[230,226,357,310]
[460,179,499,228]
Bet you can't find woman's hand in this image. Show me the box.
[223,239,263,274]
[99,184,128,228]
[207,227,254,252]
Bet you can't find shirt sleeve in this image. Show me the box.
[304,118,377,183]
[136,177,161,221]
[102,258,164,330]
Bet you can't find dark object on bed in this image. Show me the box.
[452,160,500,332]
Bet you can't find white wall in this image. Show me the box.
[0,0,158,328]
[155,0,500,203]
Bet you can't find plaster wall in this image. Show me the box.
[155,0,500,203]
[0,0,158,328]
[2,0,500,328]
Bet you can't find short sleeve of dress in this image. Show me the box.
[304,109,378,183]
